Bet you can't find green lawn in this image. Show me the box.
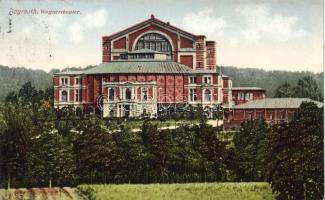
[106,119,199,130]
[77,182,276,200]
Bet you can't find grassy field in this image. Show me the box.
[77,182,276,200]
[0,187,83,200]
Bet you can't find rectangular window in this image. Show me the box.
[238,92,244,100]
[109,88,115,101]
[189,89,197,101]
[189,76,196,84]
[142,88,148,101]
[204,76,212,84]
[204,89,211,102]
[61,77,68,85]
[75,77,82,85]
[245,93,250,100]
[75,89,82,102]
[249,93,254,100]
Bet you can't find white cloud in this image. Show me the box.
[237,4,307,41]
[182,8,227,39]
[83,8,108,28]
[66,8,108,43]
[47,15,67,28]
[67,22,83,44]
[229,37,239,46]
[241,29,261,42]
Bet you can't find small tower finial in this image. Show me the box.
[151,14,155,19]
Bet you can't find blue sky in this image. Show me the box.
[0,0,323,72]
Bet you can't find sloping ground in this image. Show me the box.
[0,187,85,200]
[78,182,276,200]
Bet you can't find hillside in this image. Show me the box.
[220,66,324,98]
[0,65,323,101]
[0,65,53,101]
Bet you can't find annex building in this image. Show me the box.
[53,15,323,128]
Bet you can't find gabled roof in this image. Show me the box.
[103,14,198,40]
[232,98,323,109]
[83,61,194,74]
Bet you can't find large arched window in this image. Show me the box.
[61,91,68,102]
[135,33,172,55]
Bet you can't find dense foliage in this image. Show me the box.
[267,102,324,200]
[233,119,269,181]
[274,76,323,101]
[0,82,323,200]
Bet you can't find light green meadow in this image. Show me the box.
[78,182,276,200]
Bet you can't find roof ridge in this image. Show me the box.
[103,15,198,40]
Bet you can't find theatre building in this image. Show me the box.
[53,15,233,118]
[53,14,323,126]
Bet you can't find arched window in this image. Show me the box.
[125,88,132,100]
[135,33,172,56]
[109,88,115,101]
[204,89,211,102]
[61,91,68,102]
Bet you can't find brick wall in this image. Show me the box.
[102,37,111,63]
[195,36,205,69]
[180,55,193,69]
[180,36,193,48]
[113,37,126,49]
[206,41,216,70]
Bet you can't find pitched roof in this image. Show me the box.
[103,15,197,40]
[233,98,323,109]
[83,61,194,74]
[232,87,265,91]
[55,70,84,75]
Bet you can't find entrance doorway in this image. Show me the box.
[123,105,130,117]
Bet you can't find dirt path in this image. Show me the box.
[0,187,84,200]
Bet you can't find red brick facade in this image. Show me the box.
[102,16,216,71]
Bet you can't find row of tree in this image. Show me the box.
[0,82,323,200]
[274,76,323,101]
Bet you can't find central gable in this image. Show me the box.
[104,15,197,42]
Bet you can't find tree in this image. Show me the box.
[26,127,77,187]
[295,76,322,101]
[112,125,146,183]
[74,119,119,183]
[193,123,227,181]
[0,103,34,188]
[233,119,269,181]
[267,102,323,200]
[18,81,39,104]
[274,83,294,98]
[140,121,174,183]
[4,91,18,103]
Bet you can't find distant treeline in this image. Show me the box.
[0,65,323,101]
[220,66,324,97]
